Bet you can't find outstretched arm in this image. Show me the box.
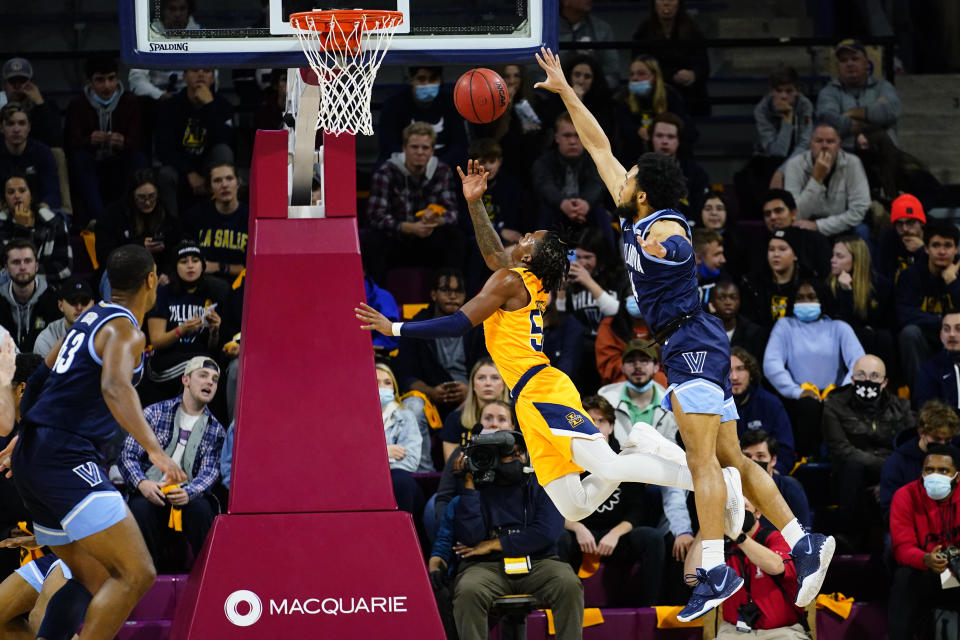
[100,320,187,485]
[535,47,626,200]
[357,269,525,337]
[459,160,511,271]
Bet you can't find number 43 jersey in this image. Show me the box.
[25,302,144,446]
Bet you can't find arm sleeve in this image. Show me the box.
[659,236,695,263]
[890,487,928,570]
[763,321,803,398]
[399,310,473,339]
[815,158,869,236]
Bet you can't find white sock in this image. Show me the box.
[781,518,806,548]
[701,539,725,570]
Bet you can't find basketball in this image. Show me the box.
[454,68,510,124]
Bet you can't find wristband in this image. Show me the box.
[174,327,182,338]
[735,533,747,545]
[391,322,404,337]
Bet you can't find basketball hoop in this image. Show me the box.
[290,9,404,136]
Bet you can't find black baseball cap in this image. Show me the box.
[59,276,94,303]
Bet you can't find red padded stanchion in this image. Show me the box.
[170,130,444,638]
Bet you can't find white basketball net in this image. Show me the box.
[292,11,403,136]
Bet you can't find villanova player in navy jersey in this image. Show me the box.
[9,245,186,640]
[536,48,834,619]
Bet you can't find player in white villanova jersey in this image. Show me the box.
[535,48,834,620]
[8,245,186,640]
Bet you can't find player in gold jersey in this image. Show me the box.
[357,161,743,533]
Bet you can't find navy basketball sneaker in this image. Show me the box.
[792,532,836,606]
[677,565,744,622]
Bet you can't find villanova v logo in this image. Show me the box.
[681,351,707,374]
[72,462,103,488]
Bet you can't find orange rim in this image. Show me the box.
[290,9,403,53]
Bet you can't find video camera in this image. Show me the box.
[945,546,960,578]
[461,431,526,486]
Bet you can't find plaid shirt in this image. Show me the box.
[365,156,458,231]
[119,396,225,500]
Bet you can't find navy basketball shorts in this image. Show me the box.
[15,553,72,593]
[12,425,127,547]
[659,312,739,423]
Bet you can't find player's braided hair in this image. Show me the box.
[634,152,687,212]
[527,231,570,293]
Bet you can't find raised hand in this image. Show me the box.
[355,302,393,336]
[149,450,187,485]
[534,47,571,95]
[457,159,489,202]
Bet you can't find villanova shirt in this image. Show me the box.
[26,303,144,446]
[620,208,701,333]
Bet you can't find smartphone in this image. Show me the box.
[567,249,577,263]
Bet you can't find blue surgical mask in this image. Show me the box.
[626,297,642,318]
[793,302,821,323]
[415,83,440,102]
[629,80,652,96]
[92,90,118,106]
[626,379,654,393]
[698,263,721,280]
[923,472,957,501]
[378,387,395,408]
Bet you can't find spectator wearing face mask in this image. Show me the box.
[377,66,467,168]
[593,298,660,387]
[888,444,960,640]
[741,430,812,531]
[822,354,912,550]
[763,279,865,456]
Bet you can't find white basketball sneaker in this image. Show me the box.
[621,422,687,465]
[722,467,745,539]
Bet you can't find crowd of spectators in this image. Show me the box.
[0,1,959,636]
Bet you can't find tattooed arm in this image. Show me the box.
[458,160,512,271]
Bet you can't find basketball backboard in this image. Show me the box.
[120,0,556,68]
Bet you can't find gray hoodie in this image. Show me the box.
[0,275,50,347]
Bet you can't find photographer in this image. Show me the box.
[888,444,960,640]
[428,431,584,640]
[684,498,808,639]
